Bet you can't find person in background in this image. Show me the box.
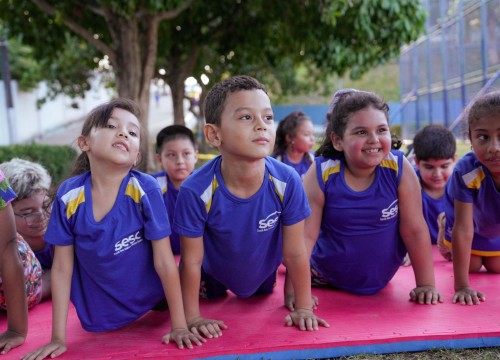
[152,125,198,255]
[442,90,500,305]
[272,110,315,178]
[411,126,457,261]
[0,158,54,298]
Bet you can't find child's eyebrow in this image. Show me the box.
[234,106,273,113]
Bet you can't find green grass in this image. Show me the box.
[318,347,500,359]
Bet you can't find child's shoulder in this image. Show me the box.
[265,156,302,182]
[181,155,222,191]
[129,170,162,191]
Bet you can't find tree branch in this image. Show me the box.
[156,0,196,21]
[30,0,116,63]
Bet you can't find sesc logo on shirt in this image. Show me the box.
[380,199,398,221]
[257,211,281,232]
[114,231,143,255]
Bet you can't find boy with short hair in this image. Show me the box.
[152,125,198,254]
[0,158,53,299]
[412,125,457,260]
[174,75,328,338]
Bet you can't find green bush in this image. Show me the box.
[0,144,78,187]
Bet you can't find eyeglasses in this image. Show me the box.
[14,211,47,227]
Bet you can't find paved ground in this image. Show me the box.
[35,94,176,149]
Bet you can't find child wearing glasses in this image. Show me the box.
[152,125,198,255]
[0,169,42,354]
[0,158,53,300]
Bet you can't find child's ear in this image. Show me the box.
[155,153,161,164]
[204,124,221,147]
[330,133,343,152]
[194,150,199,164]
[77,135,90,152]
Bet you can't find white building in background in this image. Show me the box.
[0,77,112,146]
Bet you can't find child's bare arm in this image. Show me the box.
[22,245,74,360]
[179,235,226,339]
[151,237,204,349]
[282,222,329,331]
[0,203,27,354]
[451,200,485,305]
[398,157,443,304]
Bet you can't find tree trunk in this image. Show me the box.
[104,12,159,172]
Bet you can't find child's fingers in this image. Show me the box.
[283,314,293,327]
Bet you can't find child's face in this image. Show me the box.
[79,108,141,168]
[157,137,198,188]
[415,157,456,193]
[213,89,275,160]
[332,107,391,171]
[289,120,315,153]
[470,114,500,178]
[12,190,49,240]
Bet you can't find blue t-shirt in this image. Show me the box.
[173,156,311,298]
[415,168,444,244]
[443,152,500,254]
[275,152,314,179]
[311,150,406,295]
[152,171,181,254]
[35,243,54,270]
[46,170,171,332]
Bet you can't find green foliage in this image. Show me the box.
[0,144,78,186]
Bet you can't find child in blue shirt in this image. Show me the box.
[412,125,456,260]
[22,98,203,360]
[152,125,198,255]
[442,90,500,305]
[300,89,442,303]
[174,75,329,340]
[272,110,315,178]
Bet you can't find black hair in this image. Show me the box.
[412,125,456,161]
[156,125,196,153]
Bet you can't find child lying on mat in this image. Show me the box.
[442,90,500,306]
[294,89,443,304]
[22,99,204,360]
[0,170,39,354]
[175,75,329,340]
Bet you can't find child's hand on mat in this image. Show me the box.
[187,316,228,339]
[409,286,444,304]
[284,308,330,331]
[284,294,319,312]
[0,329,25,354]
[162,327,206,349]
[21,340,67,360]
[452,287,486,305]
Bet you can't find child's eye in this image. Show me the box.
[265,115,274,122]
[105,124,115,129]
[378,128,388,134]
[477,134,488,141]
[129,131,137,137]
[240,114,252,121]
[356,130,367,135]
[167,153,176,158]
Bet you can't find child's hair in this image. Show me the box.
[412,125,456,161]
[316,89,389,157]
[272,110,314,164]
[156,125,196,154]
[204,75,267,126]
[71,98,142,176]
[0,158,51,202]
[466,90,500,140]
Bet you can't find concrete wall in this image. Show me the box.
[0,79,112,146]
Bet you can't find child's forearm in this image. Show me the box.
[179,262,202,322]
[452,231,474,290]
[3,242,28,337]
[284,254,313,309]
[50,255,73,343]
[157,263,188,330]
